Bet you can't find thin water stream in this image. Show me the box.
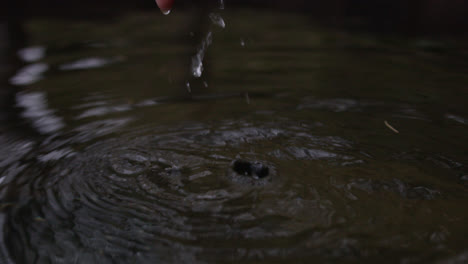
[0,7,468,264]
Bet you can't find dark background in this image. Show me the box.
[3,0,468,35]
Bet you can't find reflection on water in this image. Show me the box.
[1,8,468,264]
[15,92,65,134]
[59,56,124,71]
[17,46,46,63]
[10,63,49,86]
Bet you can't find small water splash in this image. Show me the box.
[186,1,227,87]
[191,32,213,78]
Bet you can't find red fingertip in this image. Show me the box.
[155,0,174,13]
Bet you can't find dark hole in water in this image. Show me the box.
[232,160,269,179]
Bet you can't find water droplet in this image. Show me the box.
[240,39,245,47]
[161,9,171,15]
[245,93,250,105]
[209,13,226,28]
[192,57,203,78]
[219,0,225,9]
[203,81,208,88]
[191,32,212,78]
[186,82,192,93]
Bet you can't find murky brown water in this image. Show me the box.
[1,9,468,264]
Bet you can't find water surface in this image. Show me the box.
[1,9,468,264]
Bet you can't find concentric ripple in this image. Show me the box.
[4,115,466,263]
[4,121,361,263]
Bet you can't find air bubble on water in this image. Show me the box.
[209,13,226,28]
[191,32,212,78]
[161,9,171,15]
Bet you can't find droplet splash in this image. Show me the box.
[187,0,226,87]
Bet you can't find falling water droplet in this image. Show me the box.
[186,82,192,93]
[209,13,226,28]
[161,9,171,15]
[191,32,212,78]
[240,38,245,47]
[203,81,208,88]
[187,1,225,80]
[220,0,225,9]
[192,57,203,78]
